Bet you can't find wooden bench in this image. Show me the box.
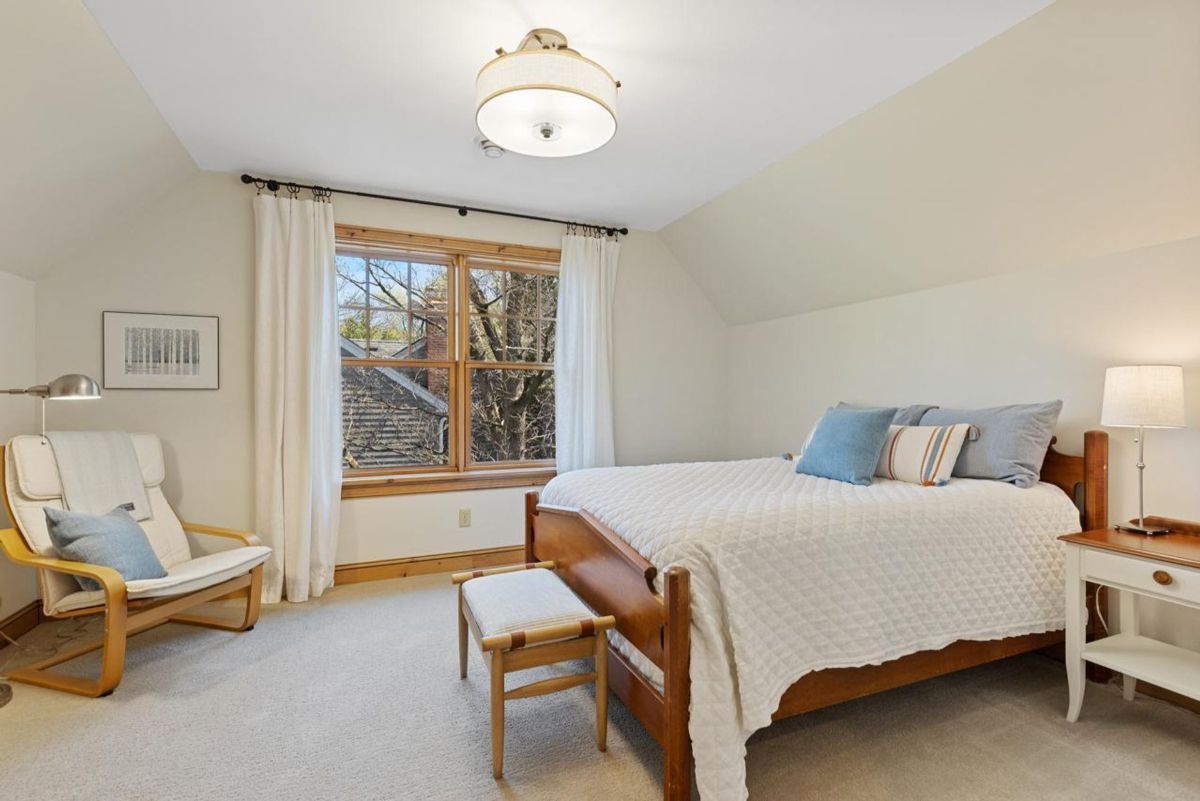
[452,561,616,779]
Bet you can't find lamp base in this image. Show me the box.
[1114,522,1172,536]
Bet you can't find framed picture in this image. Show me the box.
[103,312,220,390]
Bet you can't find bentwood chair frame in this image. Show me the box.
[0,440,267,698]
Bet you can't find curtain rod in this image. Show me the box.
[240,174,629,236]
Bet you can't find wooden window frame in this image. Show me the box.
[336,225,560,496]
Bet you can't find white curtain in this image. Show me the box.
[253,193,342,603]
[554,232,621,473]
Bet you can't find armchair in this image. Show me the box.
[0,434,270,697]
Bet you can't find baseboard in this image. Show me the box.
[334,545,525,586]
[0,600,42,650]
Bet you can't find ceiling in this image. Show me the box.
[82,0,1051,231]
[0,0,195,279]
[660,0,1200,323]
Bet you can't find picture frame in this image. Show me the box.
[102,311,220,390]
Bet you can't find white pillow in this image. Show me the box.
[875,424,972,486]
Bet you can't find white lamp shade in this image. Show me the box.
[476,49,617,158]
[1100,365,1186,428]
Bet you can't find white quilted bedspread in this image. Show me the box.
[541,458,1082,801]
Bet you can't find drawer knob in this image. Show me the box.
[1152,570,1173,586]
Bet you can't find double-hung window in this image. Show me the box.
[336,226,558,488]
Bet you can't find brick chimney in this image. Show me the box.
[425,316,450,396]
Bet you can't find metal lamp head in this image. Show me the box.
[3,374,102,440]
[45,374,101,401]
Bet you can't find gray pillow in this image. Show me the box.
[837,402,939,427]
[919,401,1063,488]
[44,506,167,592]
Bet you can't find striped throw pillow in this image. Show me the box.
[874,424,971,487]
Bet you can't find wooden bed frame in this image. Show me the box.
[524,431,1109,801]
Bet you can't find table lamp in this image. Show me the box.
[1100,365,1186,535]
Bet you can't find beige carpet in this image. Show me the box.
[2,574,1198,801]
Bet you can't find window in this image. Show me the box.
[336,226,559,482]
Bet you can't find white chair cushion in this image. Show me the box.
[10,433,166,499]
[5,433,198,614]
[462,568,595,639]
[49,545,272,615]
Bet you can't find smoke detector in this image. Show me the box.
[477,138,505,159]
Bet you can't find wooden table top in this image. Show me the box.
[1060,517,1200,570]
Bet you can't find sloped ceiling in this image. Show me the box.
[660,0,1200,324]
[0,0,195,280]
[82,0,1051,231]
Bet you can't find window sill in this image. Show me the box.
[341,469,556,499]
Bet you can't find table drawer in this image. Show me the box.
[1082,548,1200,604]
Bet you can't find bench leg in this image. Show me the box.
[491,650,505,779]
[458,588,469,679]
[595,629,608,752]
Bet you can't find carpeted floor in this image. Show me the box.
[1,573,1198,801]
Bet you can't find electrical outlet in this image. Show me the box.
[458,508,472,528]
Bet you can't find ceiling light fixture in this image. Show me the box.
[476,29,619,158]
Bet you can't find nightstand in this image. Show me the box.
[1060,517,1200,722]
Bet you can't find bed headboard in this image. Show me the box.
[1039,430,1108,530]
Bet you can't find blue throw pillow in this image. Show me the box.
[44,506,167,592]
[796,407,898,486]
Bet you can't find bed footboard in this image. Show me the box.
[525,492,692,801]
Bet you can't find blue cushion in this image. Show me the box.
[920,401,1063,488]
[796,407,898,486]
[44,506,167,592]
[836,401,939,426]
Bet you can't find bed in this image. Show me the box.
[524,431,1108,801]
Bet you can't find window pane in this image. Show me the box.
[469,316,505,361]
[339,307,369,354]
[538,320,556,363]
[342,366,451,469]
[369,258,410,310]
[368,310,410,358]
[506,271,538,318]
[411,313,450,361]
[411,263,450,313]
[470,368,555,463]
[336,255,367,306]
[469,268,504,315]
[505,318,539,362]
[539,274,558,319]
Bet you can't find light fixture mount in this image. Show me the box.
[476,28,618,158]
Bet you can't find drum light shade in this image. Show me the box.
[1101,365,1186,429]
[476,29,618,158]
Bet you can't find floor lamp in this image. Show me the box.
[2,373,102,439]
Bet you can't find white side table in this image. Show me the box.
[1060,521,1200,721]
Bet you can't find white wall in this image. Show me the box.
[37,172,257,532]
[660,0,1200,323]
[727,236,1200,648]
[34,171,728,567]
[0,270,39,619]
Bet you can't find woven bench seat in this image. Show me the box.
[462,567,594,640]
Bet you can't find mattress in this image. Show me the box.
[541,457,1082,801]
